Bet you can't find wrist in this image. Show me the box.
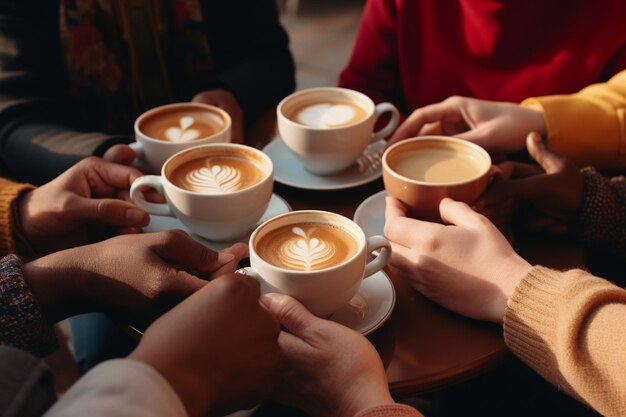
[491,255,532,325]
[337,381,396,417]
[524,104,547,137]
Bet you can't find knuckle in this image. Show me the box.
[421,235,440,252]
[161,229,188,246]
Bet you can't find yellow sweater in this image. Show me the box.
[523,70,626,168]
[0,178,35,256]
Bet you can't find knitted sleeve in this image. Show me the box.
[0,255,57,357]
[354,404,423,417]
[574,167,626,252]
[0,178,35,257]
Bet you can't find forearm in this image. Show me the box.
[504,266,626,417]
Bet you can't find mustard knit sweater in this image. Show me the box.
[0,178,34,257]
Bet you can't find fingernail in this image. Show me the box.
[126,208,147,224]
[217,252,235,265]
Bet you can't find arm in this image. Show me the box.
[522,70,626,168]
[505,266,626,417]
[338,0,407,113]
[0,2,129,185]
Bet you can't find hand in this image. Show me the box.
[262,293,397,417]
[476,133,584,235]
[385,197,531,324]
[130,274,281,417]
[193,89,244,143]
[22,230,248,325]
[388,96,546,154]
[18,157,150,255]
[103,144,137,165]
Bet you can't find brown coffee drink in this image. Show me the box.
[390,148,484,183]
[288,100,367,128]
[140,106,225,142]
[255,222,359,271]
[169,150,266,193]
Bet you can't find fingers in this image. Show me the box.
[78,157,145,196]
[103,144,137,165]
[71,196,150,227]
[438,198,489,229]
[385,196,441,246]
[389,102,451,144]
[526,132,565,173]
[152,230,234,273]
[261,293,318,339]
[208,242,249,277]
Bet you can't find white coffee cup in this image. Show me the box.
[240,210,391,317]
[130,144,273,242]
[132,102,232,173]
[277,87,400,175]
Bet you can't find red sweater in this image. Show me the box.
[339,0,626,116]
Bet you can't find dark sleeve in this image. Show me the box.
[0,1,129,185]
[201,0,295,121]
[0,346,56,417]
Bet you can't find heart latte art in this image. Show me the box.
[256,222,359,271]
[164,116,201,142]
[170,154,265,193]
[140,108,224,142]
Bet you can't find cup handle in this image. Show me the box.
[371,102,400,143]
[130,175,173,216]
[363,235,391,279]
[129,142,145,160]
[236,267,280,295]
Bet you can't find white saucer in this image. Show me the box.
[263,139,384,190]
[328,270,395,335]
[353,190,387,237]
[143,194,292,251]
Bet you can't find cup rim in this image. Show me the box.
[382,136,492,187]
[277,87,374,131]
[159,143,274,196]
[249,210,366,275]
[134,102,232,144]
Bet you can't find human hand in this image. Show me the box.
[476,133,584,235]
[103,144,137,165]
[130,274,281,417]
[385,197,531,324]
[193,88,244,143]
[22,230,248,325]
[17,157,149,255]
[388,96,546,154]
[262,293,396,417]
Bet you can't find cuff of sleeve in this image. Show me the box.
[354,404,421,417]
[0,179,35,256]
[0,255,57,356]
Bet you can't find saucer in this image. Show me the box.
[353,190,387,237]
[142,194,292,251]
[328,270,395,335]
[263,139,384,190]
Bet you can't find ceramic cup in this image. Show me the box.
[277,87,399,176]
[383,136,492,222]
[131,102,232,173]
[130,143,273,242]
[240,210,391,317]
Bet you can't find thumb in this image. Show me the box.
[261,293,318,338]
[439,198,490,230]
[526,132,565,174]
[73,196,149,227]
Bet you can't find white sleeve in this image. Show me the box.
[44,359,187,417]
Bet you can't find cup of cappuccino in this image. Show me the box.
[132,102,232,173]
[240,210,391,317]
[130,143,273,242]
[277,87,400,176]
[383,136,492,222]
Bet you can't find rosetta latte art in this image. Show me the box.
[184,162,243,193]
[165,116,201,142]
[279,227,336,271]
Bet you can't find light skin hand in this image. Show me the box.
[262,293,401,417]
[21,230,247,325]
[476,132,584,235]
[18,157,149,255]
[193,88,244,143]
[388,96,546,154]
[130,274,281,417]
[385,197,531,324]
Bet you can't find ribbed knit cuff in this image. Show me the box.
[0,255,58,357]
[0,179,35,256]
[354,404,422,417]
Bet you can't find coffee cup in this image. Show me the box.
[130,143,273,242]
[382,136,492,221]
[239,210,391,317]
[277,87,400,176]
[131,102,232,173]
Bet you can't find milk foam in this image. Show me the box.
[184,163,242,193]
[276,227,336,271]
[296,104,358,128]
[164,116,201,142]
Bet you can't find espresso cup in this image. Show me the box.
[132,102,232,173]
[240,210,391,317]
[277,87,400,176]
[130,143,273,242]
[383,136,492,222]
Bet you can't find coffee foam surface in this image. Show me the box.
[141,109,223,142]
[391,148,484,183]
[294,102,365,128]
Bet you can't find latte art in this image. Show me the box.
[256,222,359,271]
[165,116,201,142]
[184,164,242,193]
[140,108,224,142]
[290,101,367,128]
